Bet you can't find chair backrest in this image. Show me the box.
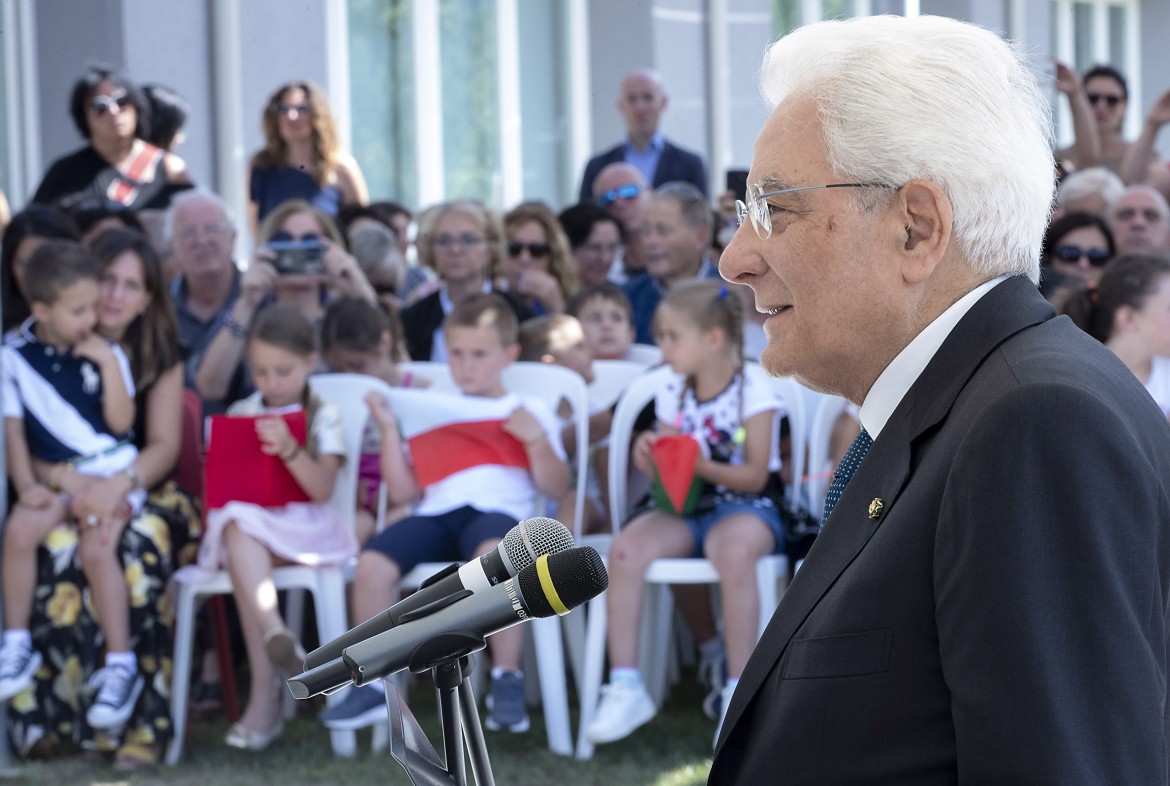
[768,376,807,504]
[624,343,663,366]
[173,388,204,499]
[805,394,851,518]
[501,362,590,533]
[309,373,398,532]
[397,361,457,392]
[590,359,649,412]
[607,365,676,532]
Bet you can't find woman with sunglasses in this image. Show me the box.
[246,81,369,236]
[1039,211,1116,299]
[1058,253,1170,419]
[1054,62,1143,177]
[32,65,192,212]
[502,202,578,315]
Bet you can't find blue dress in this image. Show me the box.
[250,164,342,222]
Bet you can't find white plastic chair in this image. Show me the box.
[393,362,590,757]
[397,360,456,392]
[167,373,385,764]
[805,394,852,519]
[575,364,792,759]
[624,343,663,366]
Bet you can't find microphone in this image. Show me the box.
[304,516,575,670]
[288,546,607,699]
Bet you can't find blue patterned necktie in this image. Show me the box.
[821,427,873,525]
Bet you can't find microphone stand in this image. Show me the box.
[388,632,496,786]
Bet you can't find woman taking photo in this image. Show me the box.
[7,229,198,771]
[246,81,368,234]
[33,65,191,212]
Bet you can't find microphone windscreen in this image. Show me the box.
[517,546,608,618]
[503,516,575,573]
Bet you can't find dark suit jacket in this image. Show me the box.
[578,139,707,203]
[710,277,1170,785]
[400,288,535,361]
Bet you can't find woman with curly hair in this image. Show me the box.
[246,81,369,234]
[502,201,578,314]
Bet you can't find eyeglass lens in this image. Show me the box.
[90,91,130,116]
[434,233,485,249]
[1054,245,1110,266]
[271,231,321,244]
[1087,93,1122,107]
[278,101,312,115]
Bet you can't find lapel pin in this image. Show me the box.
[868,498,885,520]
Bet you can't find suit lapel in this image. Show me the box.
[716,277,1055,752]
[652,142,677,187]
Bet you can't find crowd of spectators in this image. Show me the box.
[0,50,1168,773]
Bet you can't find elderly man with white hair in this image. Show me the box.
[1108,184,1170,255]
[713,15,1170,785]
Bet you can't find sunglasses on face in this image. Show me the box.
[89,91,131,117]
[277,101,312,116]
[596,184,642,208]
[508,241,551,258]
[270,231,321,244]
[1053,245,1111,266]
[1087,93,1123,108]
[433,233,485,250]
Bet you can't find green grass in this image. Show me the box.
[3,672,715,786]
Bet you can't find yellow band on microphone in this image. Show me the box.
[535,554,568,616]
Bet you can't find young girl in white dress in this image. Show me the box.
[197,303,357,751]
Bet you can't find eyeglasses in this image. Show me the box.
[277,101,312,116]
[580,242,623,257]
[736,182,893,240]
[508,241,551,258]
[270,231,321,244]
[1087,93,1123,108]
[433,233,485,250]
[175,223,229,243]
[89,91,131,117]
[596,184,642,208]
[1053,245,1111,267]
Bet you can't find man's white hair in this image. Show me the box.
[164,188,236,243]
[759,15,1053,282]
[1056,167,1125,210]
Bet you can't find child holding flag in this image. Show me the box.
[319,293,569,734]
[585,280,783,746]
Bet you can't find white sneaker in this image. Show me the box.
[86,665,144,729]
[713,682,736,749]
[0,640,42,701]
[585,681,656,744]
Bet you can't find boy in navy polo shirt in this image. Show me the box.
[0,240,143,730]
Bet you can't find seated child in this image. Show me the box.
[567,282,636,362]
[0,240,144,730]
[319,293,569,734]
[519,314,613,535]
[320,296,430,542]
[195,304,357,751]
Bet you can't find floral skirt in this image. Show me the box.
[6,481,200,758]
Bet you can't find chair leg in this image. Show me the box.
[209,596,239,722]
[166,583,198,766]
[574,595,608,760]
[532,617,572,756]
[561,609,587,700]
[312,573,357,758]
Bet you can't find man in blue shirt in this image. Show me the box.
[579,70,708,202]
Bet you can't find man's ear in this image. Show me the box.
[507,342,521,363]
[1114,304,1137,333]
[30,301,48,323]
[895,179,952,284]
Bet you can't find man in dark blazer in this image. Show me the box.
[578,69,707,202]
[715,15,1170,785]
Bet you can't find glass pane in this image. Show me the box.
[1072,2,1093,70]
[823,0,850,20]
[439,0,499,201]
[347,0,417,206]
[1108,5,1126,69]
[517,0,564,205]
[870,0,904,14]
[773,0,799,38]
